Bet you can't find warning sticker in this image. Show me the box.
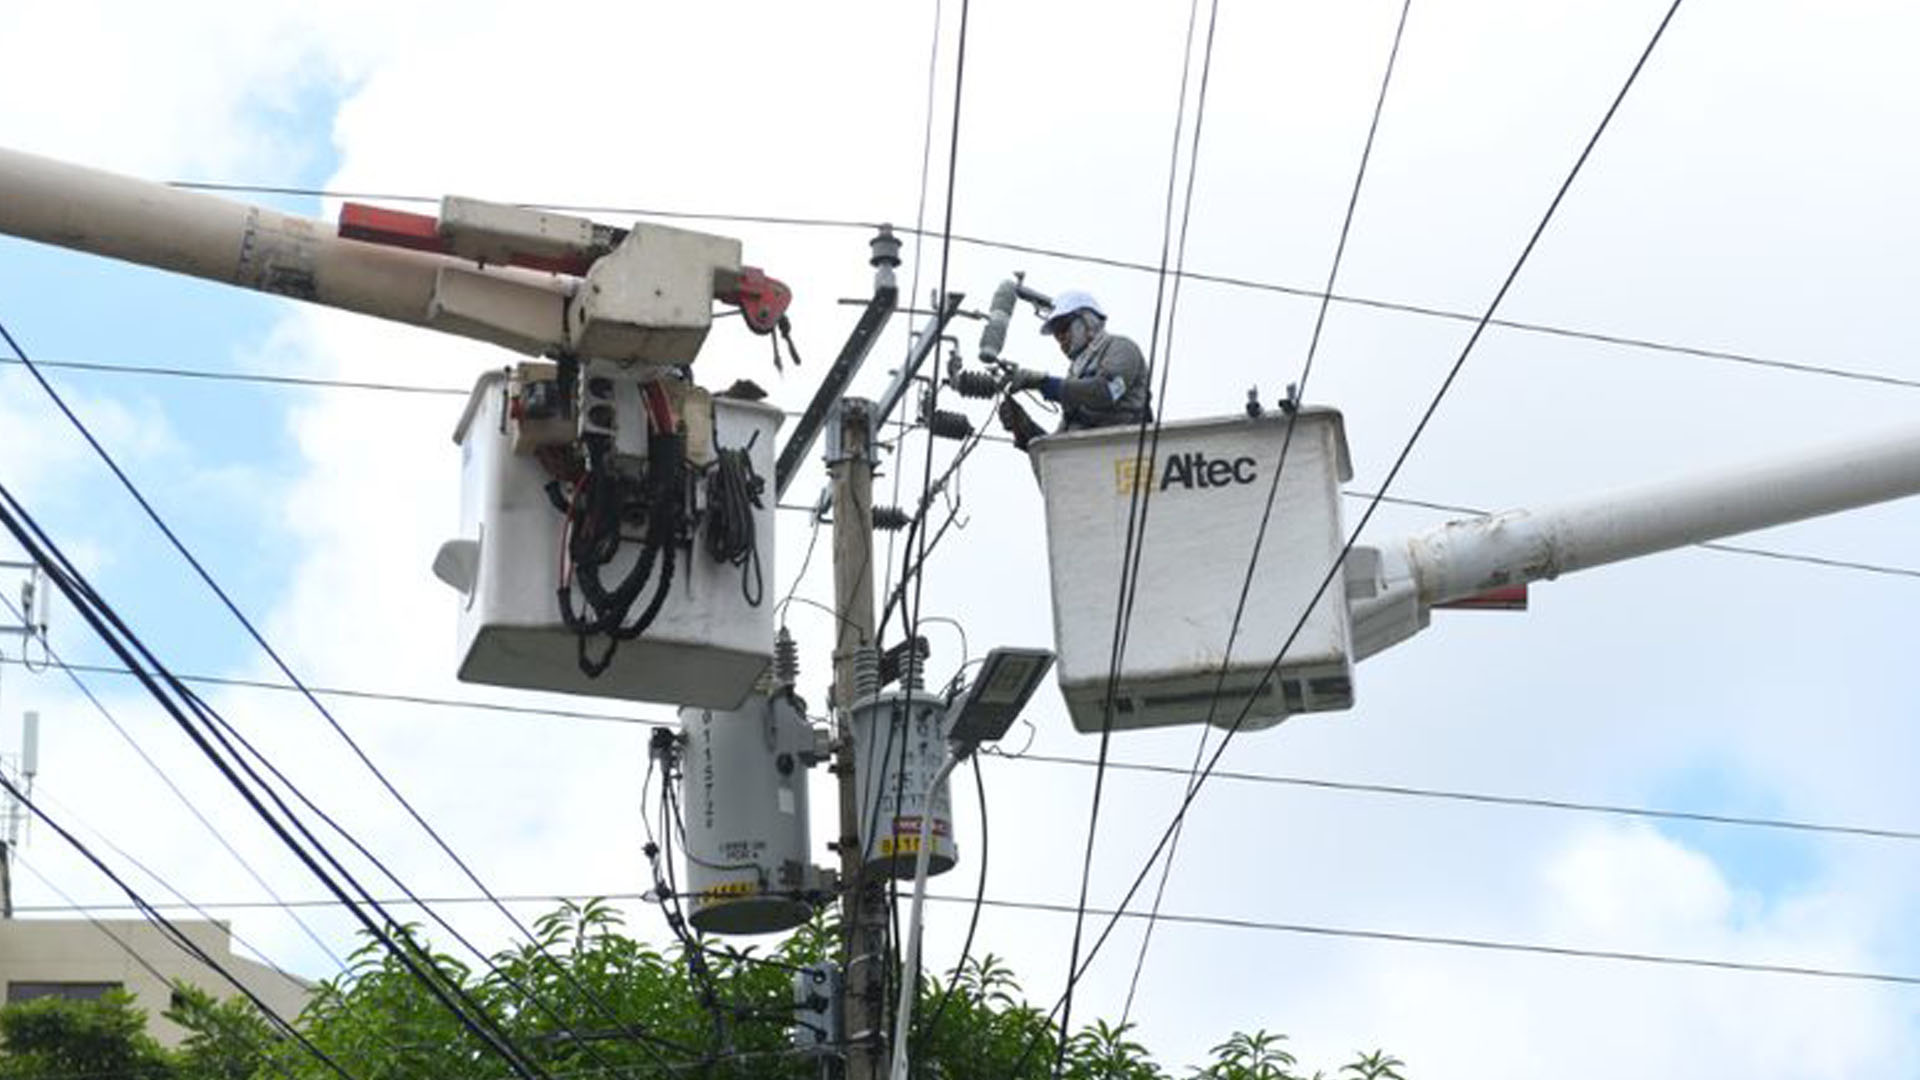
[696,880,757,906]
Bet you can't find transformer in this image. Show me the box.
[676,693,828,935]
[849,687,955,880]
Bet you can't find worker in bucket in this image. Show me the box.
[995,290,1151,450]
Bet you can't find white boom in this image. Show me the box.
[1352,424,1920,659]
[0,145,576,355]
[0,146,779,367]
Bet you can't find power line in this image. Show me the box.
[27,888,1920,990]
[17,648,1920,844]
[145,185,1920,396]
[0,593,358,977]
[887,4,974,1074]
[953,895,1920,989]
[1041,0,1693,1032]
[10,352,1915,579]
[0,655,660,723]
[0,773,363,1080]
[1054,1,1224,1069]
[1,316,679,1080]
[0,484,557,1080]
[1126,0,1415,1028]
[0,354,468,395]
[998,751,1920,844]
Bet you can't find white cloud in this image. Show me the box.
[4,2,1920,1077]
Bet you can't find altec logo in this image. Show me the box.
[1115,452,1259,493]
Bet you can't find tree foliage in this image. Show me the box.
[0,989,172,1080]
[0,901,1407,1080]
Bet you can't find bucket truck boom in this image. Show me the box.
[1352,424,1920,660]
[0,145,789,370]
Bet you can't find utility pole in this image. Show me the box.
[829,397,888,1080]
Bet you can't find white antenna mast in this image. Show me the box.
[0,711,32,920]
[20,710,38,845]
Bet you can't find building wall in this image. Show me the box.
[0,918,311,1047]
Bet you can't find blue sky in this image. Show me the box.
[1,3,1918,1077]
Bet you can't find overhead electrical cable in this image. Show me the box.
[12,852,345,1080]
[0,773,363,1080]
[1053,2,1221,1072]
[12,857,178,988]
[0,593,357,977]
[888,0,973,1063]
[941,894,1920,988]
[142,188,1920,395]
[1124,0,1414,1027]
[36,887,1920,991]
[9,353,1918,579]
[176,678,696,1071]
[0,485,560,1080]
[0,329,683,1080]
[875,0,949,621]
[21,780,339,988]
[1030,0,1691,1045]
[8,352,1913,579]
[0,314,690,1075]
[13,645,1916,844]
[1002,751,1920,843]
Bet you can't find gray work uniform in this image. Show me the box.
[1054,331,1151,431]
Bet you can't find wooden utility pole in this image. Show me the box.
[829,398,889,1080]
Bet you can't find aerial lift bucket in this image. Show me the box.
[1031,409,1358,733]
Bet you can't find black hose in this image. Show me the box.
[559,430,691,677]
[703,441,766,606]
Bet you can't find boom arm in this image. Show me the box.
[0,145,788,368]
[1353,424,1920,659]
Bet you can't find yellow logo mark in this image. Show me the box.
[1114,457,1153,494]
[697,881,756,906]
[879,834,925,857]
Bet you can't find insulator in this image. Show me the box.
[775,625,800,687]
[925,409,973,441]
[869,225,902,270]
[871,506,911,532]
[879,635,930,691]
[977,277,1020,365]
[853,645,880,701]
[948,369,1002,400]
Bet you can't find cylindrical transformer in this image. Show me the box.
[678,693,820,934]
[850,689,955,880]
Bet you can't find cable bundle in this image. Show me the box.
[704,440,766,606]
[559,428,689,678]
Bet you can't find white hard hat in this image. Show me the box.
[1039,290,1105,334]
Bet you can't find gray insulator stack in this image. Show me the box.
[924,409,974,441]
[853,645,881,701]
[774,625,799,688]
[870,225,902,271]
[948,369,1002,400]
